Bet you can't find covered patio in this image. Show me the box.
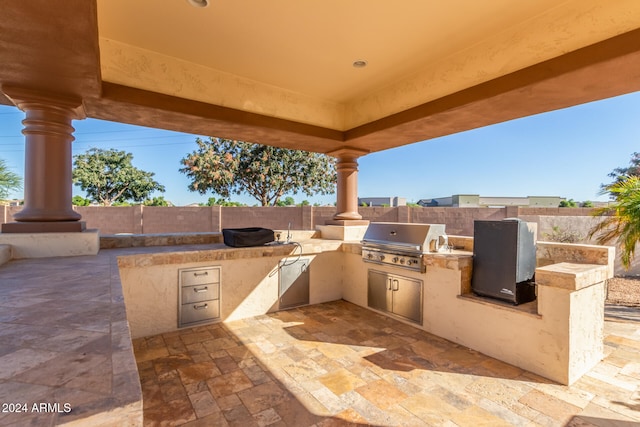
[1,1,640,230]
[0,247,638,426]
[2,1,640,426]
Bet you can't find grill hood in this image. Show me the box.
[361,222,448,254]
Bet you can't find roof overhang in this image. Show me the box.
[1,0,640,155]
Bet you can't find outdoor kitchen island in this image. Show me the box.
[117,232,345,339]
[0,227,614,426]
[118,228,613,387]
[343,234,614,386]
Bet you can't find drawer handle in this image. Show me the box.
[193,303,208,310]
[193,286,208,293]
[193,272,209,277]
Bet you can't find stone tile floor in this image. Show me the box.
[134,300,640,427]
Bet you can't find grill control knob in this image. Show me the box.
[379,255,386,261]
[399,258,405,264]
[367,253,373,259]
[392,257,399,263]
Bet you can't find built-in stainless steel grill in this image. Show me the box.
[361,222,448,272]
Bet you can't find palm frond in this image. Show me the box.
[589,176,640,269]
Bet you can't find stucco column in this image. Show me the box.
[329,148,368,222]
[2,87,86,232]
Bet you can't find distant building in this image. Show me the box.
[588,201,614,208]
[417,194,564,208]
[359,196,406,207]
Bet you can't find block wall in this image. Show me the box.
[1,205,609,240]
[142,206,218,233]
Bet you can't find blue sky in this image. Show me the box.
[1,91,639,206]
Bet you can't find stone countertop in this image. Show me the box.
[536,262,610,290]
[116,239,344,268]
[100,230,321,250]
[425,250,474,272]
[0,248,143,426]
[115,239,472,270]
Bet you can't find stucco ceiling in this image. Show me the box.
[99,0,570,104]
[2,0,640,155]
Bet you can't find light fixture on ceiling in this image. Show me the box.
[352,60,368,68]
[187,0,209,7]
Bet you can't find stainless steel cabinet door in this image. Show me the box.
[391,276,422,324]
[368,270,392,312]
[368,269,422,325]
[279,257,310,309]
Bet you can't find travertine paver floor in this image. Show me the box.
[134,300,640,427]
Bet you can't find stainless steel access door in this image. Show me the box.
[392,275,422,324]
[279,257,310,309]
[368,270,392,312]
[368,269,423,324]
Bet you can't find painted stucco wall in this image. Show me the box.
[341,242,610,385]
[116,230,610,385]
[119,251,343,339]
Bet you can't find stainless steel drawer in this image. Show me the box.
[180,301,220,325]
[180,267,220,286]
[181,283,219,304]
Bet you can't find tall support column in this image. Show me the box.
[328,147,369,224]
[2,87,86,233]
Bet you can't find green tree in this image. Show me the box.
[73,148,165,206]
[72,195,91,206]
[604,152,640,189]
[589,176,640,269]
[276,196,295,206]
[180,138,336,206]
[559,199,578,207]
[600,152,640,200]
[200,197,245,207]
[143,196,171,206]
[0,158,22,199]
[582,200,594,208]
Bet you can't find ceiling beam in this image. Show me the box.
[0,0,101,102]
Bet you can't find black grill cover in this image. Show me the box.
[222,227,275,247]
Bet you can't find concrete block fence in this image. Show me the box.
[2,204,598,236]
[2,204,633,273]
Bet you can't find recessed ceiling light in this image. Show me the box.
[353,60,368,68]
[187,0,209,7]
